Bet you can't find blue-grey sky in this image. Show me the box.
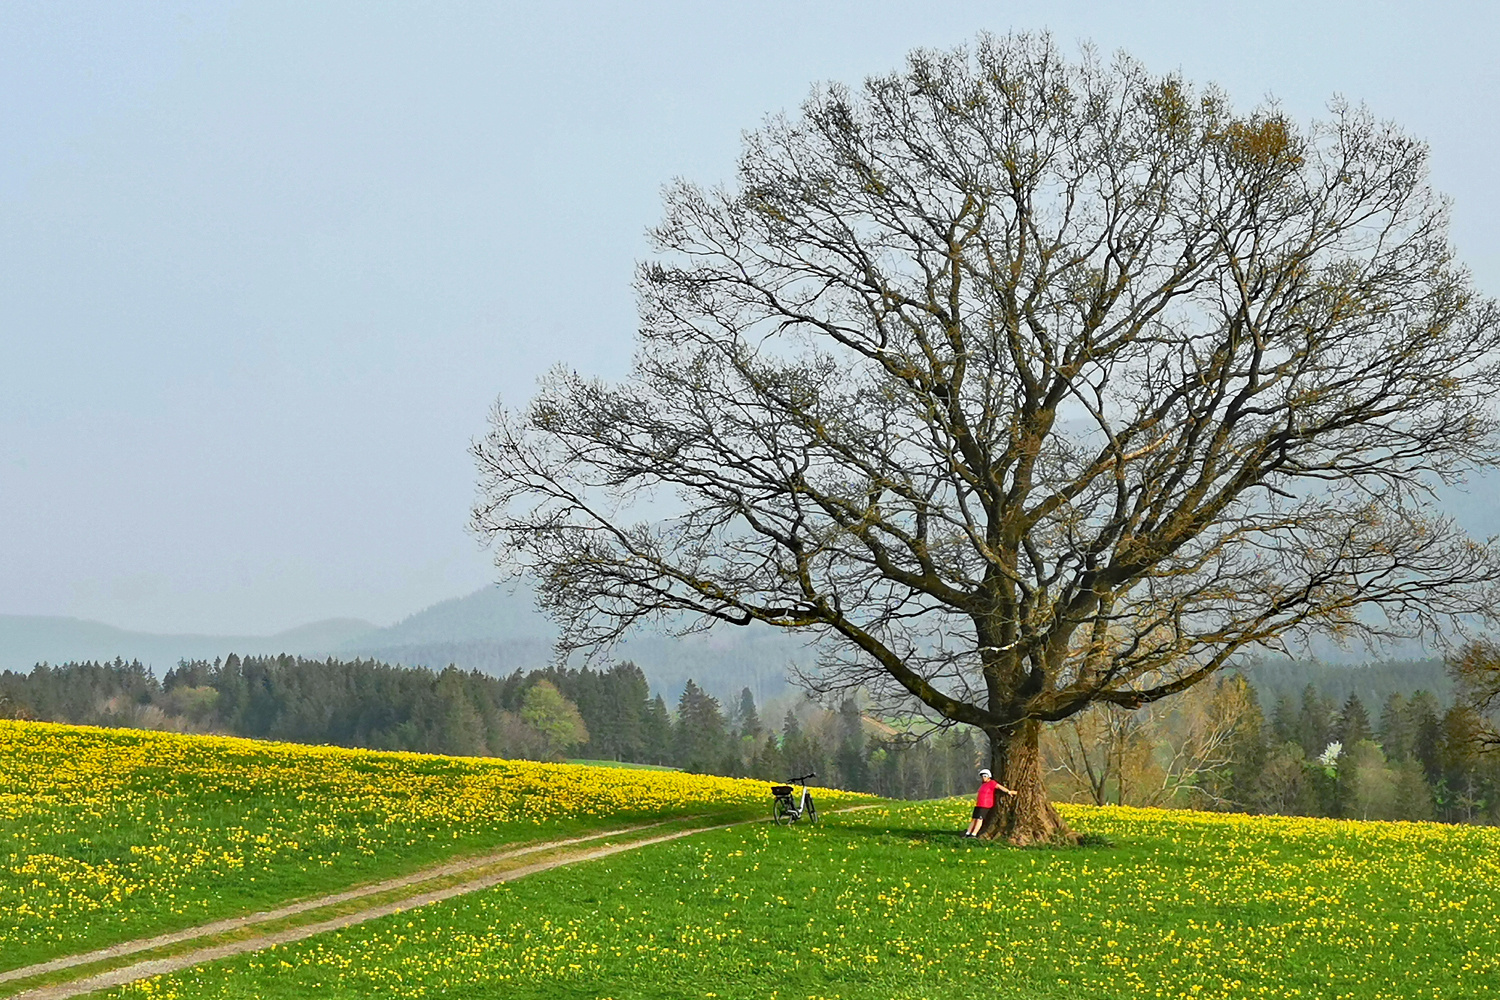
[3,1,1497,634]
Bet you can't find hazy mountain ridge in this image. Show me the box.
[0,586,804,702]
[339,587,803,702]
[0,614,379,673]
[340,586,557,648]
[0,588,553,674]
[0,568,1477,707]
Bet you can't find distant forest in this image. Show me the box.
[0,655,977,801]
[1,654,1496,823]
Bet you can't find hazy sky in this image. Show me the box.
[3,1,1497,634]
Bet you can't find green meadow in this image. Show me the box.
[109,799,1500,1000]
[0,721,855,973]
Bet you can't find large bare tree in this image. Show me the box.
[472,34,1500,843]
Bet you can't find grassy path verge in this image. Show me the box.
[0,819,687,992]
[3,721,865,971]
[1,817,740,1000]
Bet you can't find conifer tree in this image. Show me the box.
[751,732,786,782]
[642,694,673,766]
[1408,691,1445,782]
[1336,693,1374,749]
[1296,684,1335,759]
[1392,759,1436,821]
[593,662,650,761]
[1437,706,1489,822]
[735,688,762,741]
[673,680,729,774]
[1379,693,1413,761]
[1270,694,1299,747]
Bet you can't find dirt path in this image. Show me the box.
[0,820,689,998]
[4,804,879,1000]
[2,818,741,1000]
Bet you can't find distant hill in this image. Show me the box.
[340,585,556,648]
[0,615,378,673]
[0,589,560,676]
[265,618,383,650]
[338,585,801,703]
[0,585,802,703]
[6,561,1483,709]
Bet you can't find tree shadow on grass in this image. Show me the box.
[844,824,1116,849]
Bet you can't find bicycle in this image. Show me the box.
[770,772,818,825]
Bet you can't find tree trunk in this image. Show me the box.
[979,719,1079,846]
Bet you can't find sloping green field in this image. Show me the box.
[0,721,863,972]
[6,720,1498,1000]
[111,801,1499,1000]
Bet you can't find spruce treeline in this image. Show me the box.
[1250,684,1498,823]
[0,656,975,797]
[0,655,608,760]
[3,657,1495,819]
[0,658,158,723]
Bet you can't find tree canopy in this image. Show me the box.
[473,34,1500,841]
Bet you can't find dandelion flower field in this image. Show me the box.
[0,720,825,970]
[121,800,1500,1000]
[6,720,1497,1000]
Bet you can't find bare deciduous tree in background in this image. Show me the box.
[473,34,1500,843]
[1450,641,1500,751]
[1044,673,1259,809]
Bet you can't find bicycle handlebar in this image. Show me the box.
[786,772,816,784]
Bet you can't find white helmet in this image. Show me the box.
[978,768,992,778]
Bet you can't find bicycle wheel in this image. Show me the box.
[773,798,794,826]
[805,797,818,825]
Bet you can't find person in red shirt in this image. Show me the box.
[963,767,1016,838]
